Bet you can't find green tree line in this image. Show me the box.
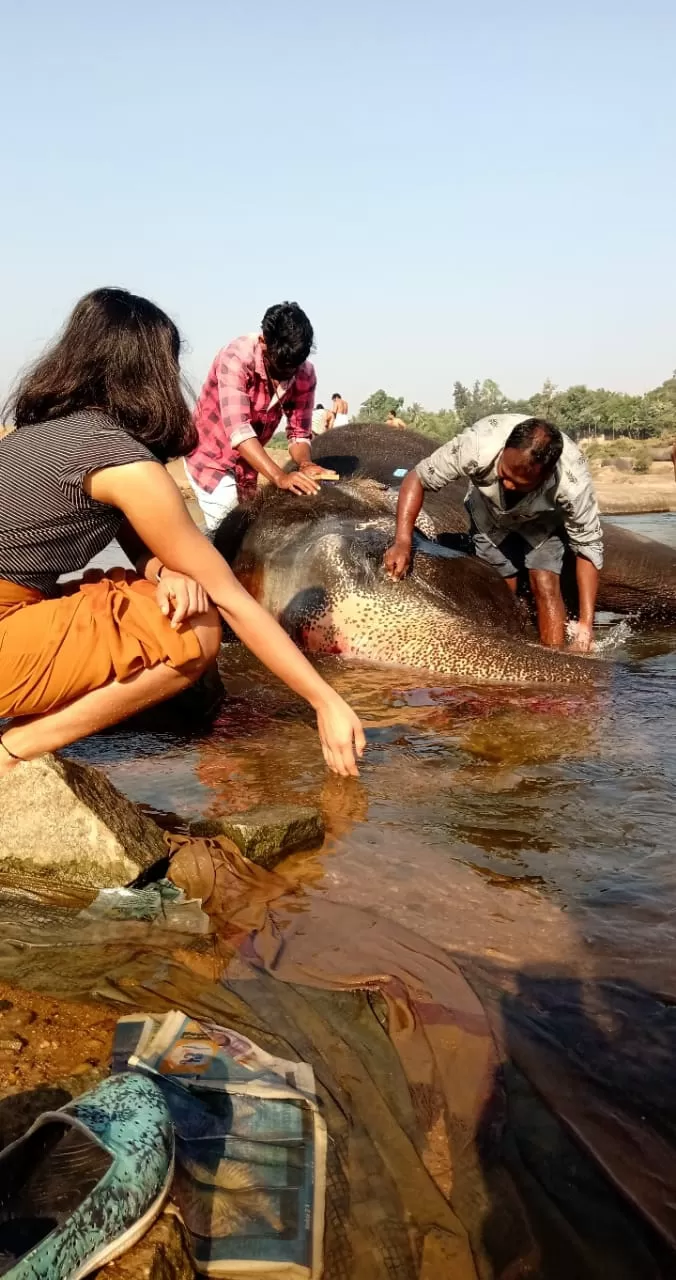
[357,371,676,443]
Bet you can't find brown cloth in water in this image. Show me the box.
[167,836,676,1280]
[169,836,539,1279]
[0,835,672,1277]
[0,573,200,717]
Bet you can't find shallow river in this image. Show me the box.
[68,515,676,991]
[61,514,676,1272]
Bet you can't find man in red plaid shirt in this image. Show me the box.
[186,302,338,530]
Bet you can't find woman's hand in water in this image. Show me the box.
[156,571,210,628]
[383,539,412,580]
[315,691,366,778]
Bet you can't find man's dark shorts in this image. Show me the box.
[471,527,566,579]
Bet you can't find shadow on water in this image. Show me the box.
[469,965,676,1280]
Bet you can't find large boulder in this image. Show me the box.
[0,755,166,892]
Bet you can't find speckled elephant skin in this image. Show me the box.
[310,424,676,625]
[214,476,598,685]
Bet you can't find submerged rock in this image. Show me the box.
[0,755,166,892]
[190,804,325,869]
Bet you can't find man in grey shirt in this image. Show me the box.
[383,414,603,652]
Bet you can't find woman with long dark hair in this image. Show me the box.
[0,288,365,776]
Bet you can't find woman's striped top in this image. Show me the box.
[0,410,155,595]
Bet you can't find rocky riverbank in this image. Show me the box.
[590,460,676,514]
[0,756,325,1278]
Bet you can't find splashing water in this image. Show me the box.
[566,617,633,654]
[593,618,633,653]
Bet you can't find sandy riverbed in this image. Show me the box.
[590,460,676,514]
[0,979,118,1140]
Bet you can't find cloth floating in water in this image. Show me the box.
[0,831,673,1277]
[77,880,210,934]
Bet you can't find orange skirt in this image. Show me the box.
[0,569,202,719]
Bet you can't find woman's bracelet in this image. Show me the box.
[137,558,164,584]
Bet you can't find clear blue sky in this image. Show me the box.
[2,0,675,412]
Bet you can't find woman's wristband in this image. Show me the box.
[137,557,164,584]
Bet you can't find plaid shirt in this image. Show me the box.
[187,334,316,498]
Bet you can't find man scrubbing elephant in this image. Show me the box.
[384,415,603,653]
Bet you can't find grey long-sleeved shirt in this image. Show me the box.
[415,414,604,569]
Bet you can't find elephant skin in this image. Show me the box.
[310,424,676,625]
[214,475,597,685]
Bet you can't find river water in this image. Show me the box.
[68,515,676,989]
[59,515,676,1271]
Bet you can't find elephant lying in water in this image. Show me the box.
[215,476,597,684]
[311,424,676,625]
[213,424,676,684]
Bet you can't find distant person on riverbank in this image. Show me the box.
[328,394,350,430]
[185,303,338,531]
[0,289,364,778]
[312,403,330,435]
[384,414,603,653]
[386,410,408,430]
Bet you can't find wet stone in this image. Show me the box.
[0,1009,36,1034]
[0,755,167,892]
[0,1035,26,1054]
[99,1212,194,1279]
[190,804,325,869]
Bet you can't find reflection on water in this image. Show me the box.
[64,515,676,996]
[607,512,676,542]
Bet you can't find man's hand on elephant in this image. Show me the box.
[299,462,340,482]
[156,571,210,628]
[384,540,412,580]
[276,471,321,496]
[568,622,595,654]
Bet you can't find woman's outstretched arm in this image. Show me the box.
[86,462,366,776]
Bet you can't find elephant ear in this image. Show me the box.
[212,502,258,565]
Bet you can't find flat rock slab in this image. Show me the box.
[190,804,325,869]
[0,755,166,892]
[99,1212,194,1278]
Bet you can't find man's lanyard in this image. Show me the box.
[267,380,290,411]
